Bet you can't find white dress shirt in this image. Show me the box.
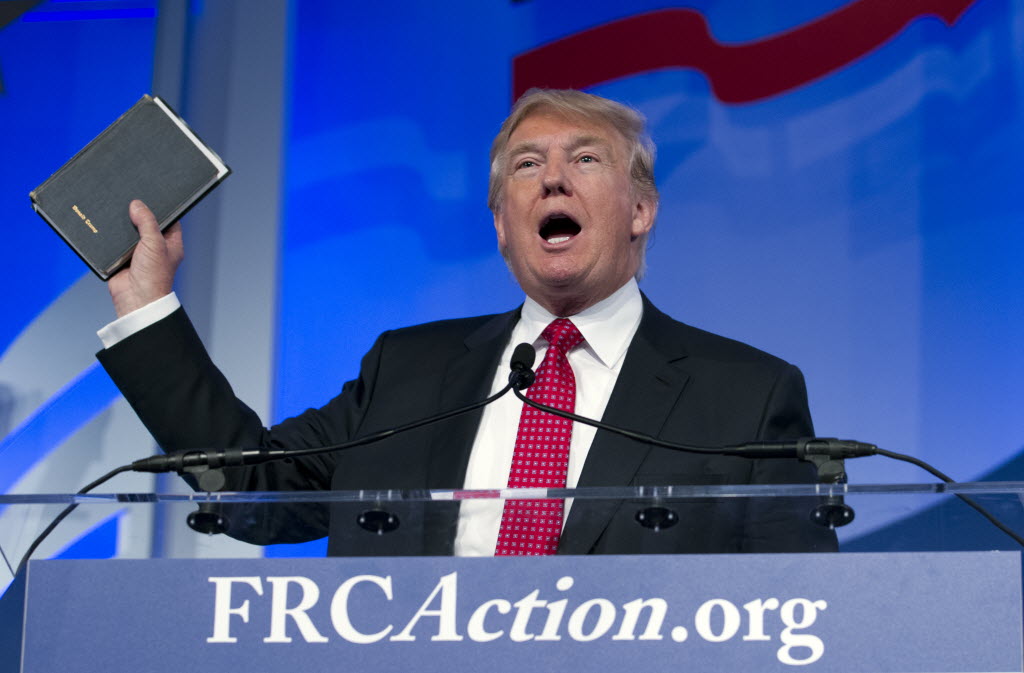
[453,280,643,555]
[97,292,180,348]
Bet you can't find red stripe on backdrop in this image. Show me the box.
[512,0,977,103]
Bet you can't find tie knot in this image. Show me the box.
[542,318,584,356]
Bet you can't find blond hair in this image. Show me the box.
[487,88,658,214]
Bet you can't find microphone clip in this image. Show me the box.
[508,368,535,390]
[796,440,856,529]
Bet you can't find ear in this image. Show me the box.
[630,196,656,240]
[493,210,508,253]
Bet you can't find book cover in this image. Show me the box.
[29,94,230,280]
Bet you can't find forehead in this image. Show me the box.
[505,112,627,156]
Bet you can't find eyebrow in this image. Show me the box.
[506,133,615,160]
[565,134,611,154]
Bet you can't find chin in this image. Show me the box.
[536,267,585,290]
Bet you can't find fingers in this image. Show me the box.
[164,221,185,265]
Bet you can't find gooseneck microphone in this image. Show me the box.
[505,345,1024,545]
[131,345,539,475]
[16,344,543,572]
[18,342,1024,575]
[508,345,877,461]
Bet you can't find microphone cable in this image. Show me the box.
[510,380,1024,547]
[14,345,539,572]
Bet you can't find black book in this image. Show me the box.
[29,94,230,280]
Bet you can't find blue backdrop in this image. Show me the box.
[1,0,1022,561]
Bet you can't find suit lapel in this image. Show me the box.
[426,308,520,489]
[421,309,519,555]
[560,296,691,554]
[416,297,691,555]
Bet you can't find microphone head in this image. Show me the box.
[510,342,536,371]
[509,343,537,390]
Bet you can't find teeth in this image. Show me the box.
[546,235,571,244]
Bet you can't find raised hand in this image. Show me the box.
[107,200,184,318]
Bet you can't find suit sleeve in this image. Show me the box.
[96,307,386,543]
[740,363,840,552]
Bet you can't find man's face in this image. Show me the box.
[493,112,655,315]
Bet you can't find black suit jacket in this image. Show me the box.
[97,295,837,555]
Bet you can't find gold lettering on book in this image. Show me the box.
[72,204,98,234]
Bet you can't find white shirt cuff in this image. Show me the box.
[97,292,181,349]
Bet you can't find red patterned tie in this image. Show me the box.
[495,318,584,555]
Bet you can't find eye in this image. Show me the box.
[515,159,538,170]
[578,154,597,163]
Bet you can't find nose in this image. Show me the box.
[541,161,572,197]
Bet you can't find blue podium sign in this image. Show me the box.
[7,552,1022,672]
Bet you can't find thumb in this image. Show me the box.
[129,199,161,241]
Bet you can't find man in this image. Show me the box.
[97,89,836,556]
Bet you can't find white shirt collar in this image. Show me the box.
[517,278,643,369]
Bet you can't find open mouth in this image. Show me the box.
[539,214,581,244]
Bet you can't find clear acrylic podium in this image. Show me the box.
[3,481,1024,572]
[2,483,1022,672]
